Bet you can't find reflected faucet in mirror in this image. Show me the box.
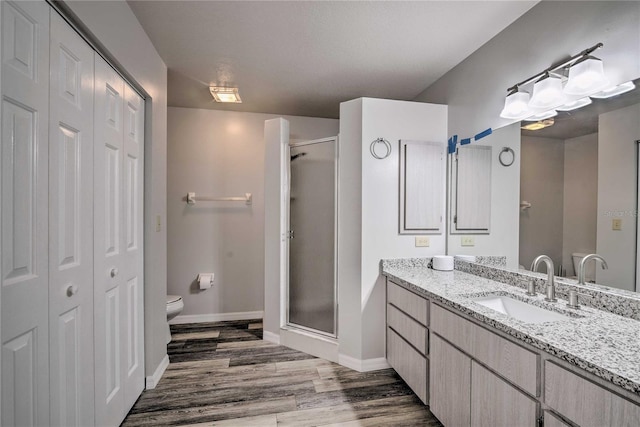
[531,255,557,302]
[578,254,608,286]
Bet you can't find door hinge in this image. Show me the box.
[287,230,295,239]
[453,215,457,224]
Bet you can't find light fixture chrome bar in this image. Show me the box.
[506,42,603,93]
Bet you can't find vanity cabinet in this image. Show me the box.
[386,281,429,403]
[544,361,640,427]
[430,304,538,427]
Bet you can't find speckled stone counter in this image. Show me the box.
[381,261,640,396]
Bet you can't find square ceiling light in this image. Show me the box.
[209,86,242,103]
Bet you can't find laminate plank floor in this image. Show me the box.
[122,320,441,426]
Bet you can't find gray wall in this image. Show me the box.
[168,107,338,319]
[62,0,168,378]
[520,137,565,270]
[597,103,640,290]
[563,133,598,277]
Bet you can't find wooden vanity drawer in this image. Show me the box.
[544,361,640,427]
[387,303,427,355]
[431,304,538,396]
[387,281,428,326]
[387,327,428,404]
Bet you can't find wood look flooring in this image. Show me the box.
[122,320,441,426]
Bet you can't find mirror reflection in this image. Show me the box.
[519,77,640,292]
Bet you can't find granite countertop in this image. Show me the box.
[382,262,640,396]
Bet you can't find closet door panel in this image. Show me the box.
[1,2,50,425]
[94,55,125,427]
[48,12,95,426]
[122,85,144,408]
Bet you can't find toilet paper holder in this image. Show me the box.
[197,273,215,290]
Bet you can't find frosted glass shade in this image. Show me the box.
[523,109,557,121]
[591,81,635,99]
[556,97,592,111]
[529,75,565,109]
[500,91,531,119]
[564,57,608,96]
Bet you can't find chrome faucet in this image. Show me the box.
[531,255,556,302]
[578,254,608,285]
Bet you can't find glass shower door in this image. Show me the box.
[287,137,337,337]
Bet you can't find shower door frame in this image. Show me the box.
[285,136,339,339]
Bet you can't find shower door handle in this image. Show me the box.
[287,230,295,239]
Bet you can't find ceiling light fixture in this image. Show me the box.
[521,119,555,131]
[209,86,242,103]
[556,97,592,112]
[590,81,636,99]
[500,43,606,119]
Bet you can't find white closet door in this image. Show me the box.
[122,83,144,410]
[1,2,50,425]
[94,55,126,427]
[48,12,95,427]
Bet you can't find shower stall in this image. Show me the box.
[287,137,338,337]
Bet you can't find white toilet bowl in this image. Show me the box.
[166,295,184,343]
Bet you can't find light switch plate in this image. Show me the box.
[415,236,430,247]
[612,218,622,231]
[461,236,475,246]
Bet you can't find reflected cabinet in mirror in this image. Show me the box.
[450,145,492,234]
[519,77,640,292]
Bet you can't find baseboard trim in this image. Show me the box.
[169,311,264,325]
[145,354,169,389]
[338,353,390,372]
[263,330,281,345]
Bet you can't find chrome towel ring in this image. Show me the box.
[370,138,392,159]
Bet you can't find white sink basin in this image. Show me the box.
[472,294,570,324]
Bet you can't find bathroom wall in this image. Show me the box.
[563,133,598,277]
[597,103,640,291]
[168,107,338,321]
[519,136,565,270]
[339,98,448,364]
[62,0,169,379]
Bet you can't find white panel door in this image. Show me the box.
[1,2,50,425]
[48,12,95,427]
[122,83,144,411]
[94,55,126,427]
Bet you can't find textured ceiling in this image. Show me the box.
[128,1,537,118]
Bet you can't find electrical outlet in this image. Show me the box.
[415,236,430,247]
[461,236,475,246]
[612,218,622,231]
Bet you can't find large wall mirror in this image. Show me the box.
[519,77,640,292]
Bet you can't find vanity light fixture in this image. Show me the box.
[209,86,242,103]
[591,81,636,99]
[563,56,608,96]
[529,73,566,109]
[500,89,532,120]
[556,97,592,112]
[500,42,606,119]
[521,118,555,131]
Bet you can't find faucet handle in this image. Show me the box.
[526,280,537,296]
[567,290,593,309]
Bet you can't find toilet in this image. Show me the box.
[571,253,596,282]
[166,295,184,343]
